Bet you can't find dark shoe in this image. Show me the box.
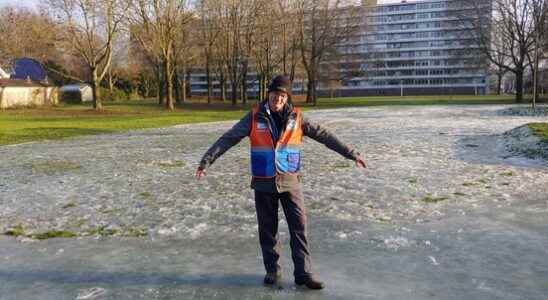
[263,272,282,285]
[295,277,324,290]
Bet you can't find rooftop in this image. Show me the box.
[0,78,51,88]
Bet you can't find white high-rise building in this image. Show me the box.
[320,0,491,96]
[189,0,492,98]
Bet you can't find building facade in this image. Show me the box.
[190,0,492,98]
[189,72,305,99]
[321,0,491,96]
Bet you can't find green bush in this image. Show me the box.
[99,87,130,101]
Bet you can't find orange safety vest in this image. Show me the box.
[249,105,303,178]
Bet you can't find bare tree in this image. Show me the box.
[0,7,60,66]
[296,0,360,105]
[251,0,278,101]
[489,24,511,95]
[173,16,200,104]
[48,0,126,111]
[249,0,303,101]
[196,0,222,103]
[530,0,548,108]
[465,0,538,103]
[239,0,262,104]
[127,0,193,110]
[217,0,245,106]
[127,22,167,104]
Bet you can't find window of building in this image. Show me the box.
[417,32,429,38]
[432,2,446,9]
[430,79,443,85]
[430,69,444,75]
[403,79,414,85]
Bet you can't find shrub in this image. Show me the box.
[100,87,131,101]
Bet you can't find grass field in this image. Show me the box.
[315,94,518,107]
[0,101,248,145]
[0,94,542,146]
[529,123,548,143]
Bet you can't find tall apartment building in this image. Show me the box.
[190,0,491,98]
[322,0,491,96]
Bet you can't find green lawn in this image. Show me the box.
[316,94,517,108]
[0,95,538,146]
[529,123,548,143]
[0,101,249,145]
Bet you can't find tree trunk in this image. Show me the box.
[219,71,226,102]
[181,65,187,103]
[515,69,524,103]
[231,75,238,106]
[263,75,268,101]
[258,74,264,101]
[91,68,102,111]
[312,78,317,106]
[497,73,503,95]
[206,60,212,104]
[108,67,114,100]
[241,62,248,105]
[185,68,191,101]
[306,78,313,104]
[157,64,164,105]
[174,69,182,105]
[533,36,540,109]
[142,76,149,99]
[165,58,174,110]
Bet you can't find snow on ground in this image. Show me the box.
[0,105,547,299]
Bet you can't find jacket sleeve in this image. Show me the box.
[301,115,361,160]
[199,112,252,169]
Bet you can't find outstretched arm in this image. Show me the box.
[302,116,366,168]
[196,112,252,179]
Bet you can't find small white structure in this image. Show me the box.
[0,67,9,79]
[59,84,93,103]
[0,79,58,109]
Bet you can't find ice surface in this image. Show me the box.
[0,105,547,299]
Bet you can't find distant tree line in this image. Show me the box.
[0,0,360,110]
[0,0,546,111]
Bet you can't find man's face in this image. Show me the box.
[268,91,288,112]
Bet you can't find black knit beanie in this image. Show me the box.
[268,75,291,94]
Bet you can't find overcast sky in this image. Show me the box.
[1,0,413,10]
[0,0,36,9]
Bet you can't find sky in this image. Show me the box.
[1,0,413,10]
[0,0,37,9]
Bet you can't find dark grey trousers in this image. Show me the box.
[254,188,312,280]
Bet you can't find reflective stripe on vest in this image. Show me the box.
[249,106,303,178]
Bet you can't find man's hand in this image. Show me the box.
[355,157,367,168]
[195,167,206,180]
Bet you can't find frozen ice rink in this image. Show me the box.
[1,105,547,299]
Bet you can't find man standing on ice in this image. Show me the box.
[196,75,366,290]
